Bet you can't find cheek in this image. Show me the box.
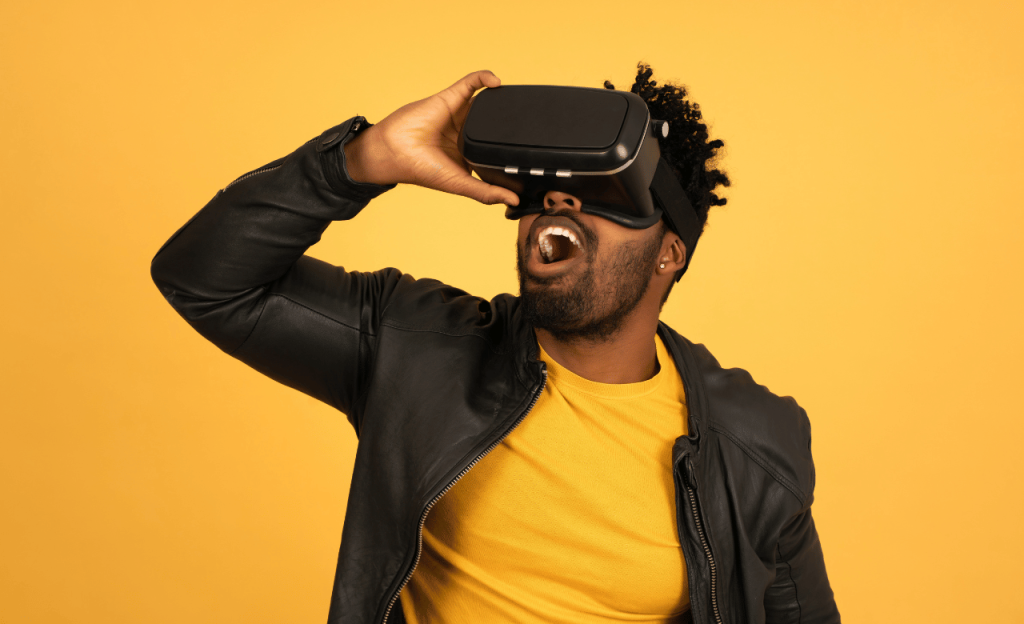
[589,220,632,254]
[587,221,657,272]
[517,216,538,248]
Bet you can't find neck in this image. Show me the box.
[534,312,662,384]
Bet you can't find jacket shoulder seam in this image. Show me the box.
[227,289,371,357]
[379,320,508,354]
[262,291,380,425]
[708,423,807,503]
[264,291,373,336]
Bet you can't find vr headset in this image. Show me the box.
[457,84,701,278]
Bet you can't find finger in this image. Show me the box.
[445,174,520,206]
[444,70,501,102]
[448,72,501,129]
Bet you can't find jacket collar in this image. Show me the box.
[509,299,545,387]
[658,322,706,461]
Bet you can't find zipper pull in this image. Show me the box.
[674,453,691,488]
[684,457,697,490]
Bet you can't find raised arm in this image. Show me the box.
[150,71,519,429]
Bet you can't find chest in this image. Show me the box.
[420,381,691,618]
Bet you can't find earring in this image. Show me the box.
[659,263,666,269]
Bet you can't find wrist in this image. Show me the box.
[316,116,397,201]
[342,126,389,185]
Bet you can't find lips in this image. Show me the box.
[525,215,588,277]
[537,225,581,263]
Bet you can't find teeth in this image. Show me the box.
[540,237,554,262]
[537,226,581,248]
[536,225,583,264]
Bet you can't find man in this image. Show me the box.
[151,65,840,623]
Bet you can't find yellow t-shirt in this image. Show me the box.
[401,334,690,623]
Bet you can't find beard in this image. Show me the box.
[517,217,663,343]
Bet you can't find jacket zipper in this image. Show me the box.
[222,163,282,191]
[219,135,323,192]
[379,367,548,624]
[683,458,722,624]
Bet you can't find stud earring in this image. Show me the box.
[659,263,666,269]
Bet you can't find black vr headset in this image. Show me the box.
[457,84,701,278]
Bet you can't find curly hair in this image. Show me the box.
[604,62,730,286]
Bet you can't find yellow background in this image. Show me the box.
[2,0,1022,622]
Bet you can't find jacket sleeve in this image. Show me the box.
[763,502,841,622]
[150,117,400,433]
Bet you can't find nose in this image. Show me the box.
[542,190,582,212]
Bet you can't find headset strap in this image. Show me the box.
[649,157,701,278]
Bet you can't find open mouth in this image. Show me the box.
[536,225,582,264]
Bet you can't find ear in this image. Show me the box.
[656,231,687,277]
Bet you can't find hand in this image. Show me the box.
[343,70,520,206]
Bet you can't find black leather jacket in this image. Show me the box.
[151,116,840,624]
